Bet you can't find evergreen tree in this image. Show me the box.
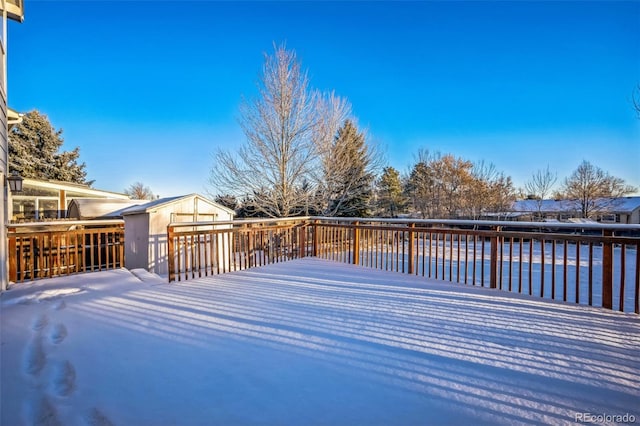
[322,120,374,217]
[405,160,433,218]
[376,167,405,217]
[214,194,239,212]
[9,110,90,184]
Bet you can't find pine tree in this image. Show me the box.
[214,194,239,212]
[9,110,90,184]
[376,167,405,217]
[322,120,374,217]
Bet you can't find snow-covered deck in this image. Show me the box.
[2,258,639,425]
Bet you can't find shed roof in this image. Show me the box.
[121,194,236,216]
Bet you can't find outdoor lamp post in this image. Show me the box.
[7,171,23,193]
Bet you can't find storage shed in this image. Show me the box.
[122,194,235,276]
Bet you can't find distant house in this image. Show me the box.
[10,178,130,222]
[511,197,640,224]
[121,194,235,276]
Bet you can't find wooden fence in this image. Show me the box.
[168,217,640,314]
[8,220,125,283]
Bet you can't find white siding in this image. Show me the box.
[0,46,7,290]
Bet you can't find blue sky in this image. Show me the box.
[8,1,640,197]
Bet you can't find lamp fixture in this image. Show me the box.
[7,171,23,193]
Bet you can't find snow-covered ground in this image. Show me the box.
[1,258,639,425]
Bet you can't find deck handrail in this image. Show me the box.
[168,216,640,232]
[7,219,125,230]
[168,217,640,314]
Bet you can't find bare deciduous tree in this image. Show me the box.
[210,45,376,218]
[406,153,514,219]
[406,152,468,218]
[125,182,155,200]
[524,165,557,219]
[467,161,514,220]
[210,44,319,217]
[560,160,636,218]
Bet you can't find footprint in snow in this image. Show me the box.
[51,360,76,397]
[85,408,115,426]
[50,324,67,345]
[32,314,49,332]
[25,395,62,426]
[24,336,46,376]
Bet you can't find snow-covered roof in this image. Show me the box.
[121,193,236,216]
[22,178,130,199]
[512,197,640,213]
[67,198,147,219]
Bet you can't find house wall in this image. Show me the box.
[1,37,8,291]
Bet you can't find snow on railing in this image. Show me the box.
[168,217,640,314]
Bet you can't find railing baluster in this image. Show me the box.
[472,234,477,285]
[563,240,568,302]
[540,239,545,297]
[602,230,613,310]
[395,229,400,272]
[528,238,533,296]
[588,243,594,306]
[435,233,439,280]
[457,233,461,283]
[480,236,485,287]
[518,237,523,293]
[449,232,453,281]
[576,241,580,304]
[635,244,639,314]
[620,244,626,312]
[551,239,556,300]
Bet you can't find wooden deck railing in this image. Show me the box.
[167,218,311,282]
[168,217,640,314]
[8,220,125,283]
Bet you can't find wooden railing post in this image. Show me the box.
[602,230,613,310]
[352,221,360,265]
[247,223,254,267]
[489,227,501,289]
[408,223,415,275]
[167,225,175,282]
[8,227,16,284]
[299,222,306,258]
[312,220,319,257]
